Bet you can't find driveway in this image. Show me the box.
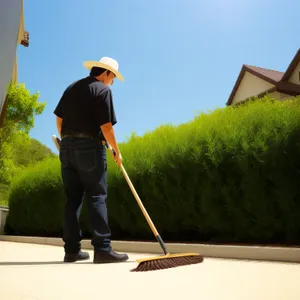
[0,241,299,300]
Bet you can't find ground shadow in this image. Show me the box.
[0,261,67,266]
[0,260,135,266]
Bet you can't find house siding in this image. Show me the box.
[232,71,275,105]
[0,0,22,115]
[288,62,300,85]
[268,91,281,100]
[268,91,294,101]
[279,93,295,101]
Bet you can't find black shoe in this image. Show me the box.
[64,251,90,263]
[93,250,129,263]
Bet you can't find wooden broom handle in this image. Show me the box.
[106,142,159,237]
[119,164,159,237]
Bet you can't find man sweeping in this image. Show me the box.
[53,57,129,263]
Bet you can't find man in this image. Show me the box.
[54,57,129,263]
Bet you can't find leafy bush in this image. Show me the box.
[0,132,55,184]
[6,96,300,245]
[0,183,9,206]
[5,157,64,235]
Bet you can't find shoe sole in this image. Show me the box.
[64,256,90,263]
[93,258,129,264]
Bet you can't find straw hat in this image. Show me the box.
[83,57,124,81]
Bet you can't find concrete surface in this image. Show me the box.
[2,235,300,263]
[1,241,300,300]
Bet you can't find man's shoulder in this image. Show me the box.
[91,80,111,95]
[63,76,112,98]
[66,76,95,89]
[63,78,83,92]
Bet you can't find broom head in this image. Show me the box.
[130,253,204,272]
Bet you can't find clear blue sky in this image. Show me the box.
[17,0,299,154]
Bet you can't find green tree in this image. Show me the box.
[0,83,49,204]
[13,137,56,167]
[0,82,46,138]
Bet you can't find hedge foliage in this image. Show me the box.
[6,96,300,245]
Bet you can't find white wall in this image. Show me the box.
[269,91,294,101]
[288,62,300,85]
[232,71,275,105]
[0,0,22,115]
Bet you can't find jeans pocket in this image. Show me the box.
[75,149,97,172]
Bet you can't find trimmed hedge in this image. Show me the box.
[0,183,9,206]
[6,96,300,245]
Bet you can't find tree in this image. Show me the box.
[0,82,49,186]
[0,82,46,138]
[13,137,56,167]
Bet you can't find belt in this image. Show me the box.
[62,132,106,145]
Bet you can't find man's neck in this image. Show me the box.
[93,75,106,84]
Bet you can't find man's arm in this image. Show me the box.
[56,116,63,138]
[100,122,120,155]
[54,90,66,138]
[96,88,122,164]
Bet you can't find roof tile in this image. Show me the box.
[245,65,284,82]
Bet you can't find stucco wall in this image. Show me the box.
[288,62,300,85]
[232,71,275,105]
[269,91,294,101]
[0,0,22,115]
[268,91,281,100]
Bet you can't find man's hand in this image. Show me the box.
[56,116,63,138]
[101,122,123,166]
[108,146,122,166]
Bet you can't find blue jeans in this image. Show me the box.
[59,137,112,253]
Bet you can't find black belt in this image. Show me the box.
[62,132,106,144]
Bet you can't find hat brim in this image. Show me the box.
[83,61,124,81]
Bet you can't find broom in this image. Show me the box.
[52,135,204,272]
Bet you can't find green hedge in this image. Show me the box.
[5,96,300,245]
[0,183,9,206]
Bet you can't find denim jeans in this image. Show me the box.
[59,137,112,254]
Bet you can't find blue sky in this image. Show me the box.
[17,0,299,153]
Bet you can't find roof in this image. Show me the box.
[281,48,300,81]
[226,48,300,105]
[276,81,300,95]
[244,65,284,82]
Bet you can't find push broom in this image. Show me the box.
[52,135,204,272]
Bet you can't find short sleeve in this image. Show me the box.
[54,100,63,118]
[95,88,117,126]
[54,82,75,118]
[54,90,67,118]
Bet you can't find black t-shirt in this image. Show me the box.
[54,76,117,139]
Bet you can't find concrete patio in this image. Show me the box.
[1,241,300,300]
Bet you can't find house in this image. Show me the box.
[0,0,29,126]
[226,48,300,106]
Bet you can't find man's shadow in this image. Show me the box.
[0,260,134,266]
[0,261,68,266]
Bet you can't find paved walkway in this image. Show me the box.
[0,241,300,300]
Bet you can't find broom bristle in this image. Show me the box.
[130,254,204,272]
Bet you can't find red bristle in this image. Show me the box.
[130,255,203,272]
